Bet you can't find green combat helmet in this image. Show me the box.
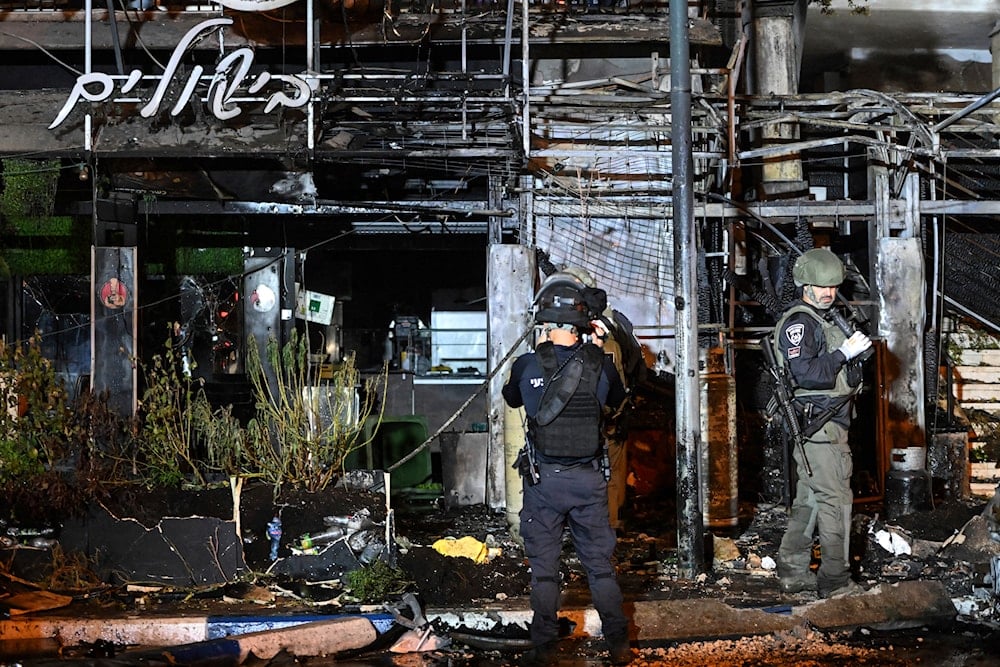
[792,247,845,287]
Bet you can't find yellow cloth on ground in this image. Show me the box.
[431,536,489,564]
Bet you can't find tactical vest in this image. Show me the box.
[529,342,604,458]
[773,303,856,401]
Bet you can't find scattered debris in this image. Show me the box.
[0,589,72,615]
[2,478,1000,663]
[386,592,452,653]
[873,527,912,556]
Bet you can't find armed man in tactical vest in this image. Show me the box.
[774,247,873,599]
[560,266,647,535]
[502,273,632,666]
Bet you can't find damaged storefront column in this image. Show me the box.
[873,162,927,449]
[92,194,139,417]
[488,242,534,534]
[243,248,295,397]
[751,0,807,198]
[992,20,1000,124]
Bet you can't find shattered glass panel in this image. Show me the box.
[20,275,91,401]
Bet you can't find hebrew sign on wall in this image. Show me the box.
[51,18,313,130]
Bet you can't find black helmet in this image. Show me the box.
[534,272,606,328]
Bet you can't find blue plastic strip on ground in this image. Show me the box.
[760,604,793,615]
[120,638,242,665]
[206,612,397,638]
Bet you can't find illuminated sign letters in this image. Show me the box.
[50,18,313,129]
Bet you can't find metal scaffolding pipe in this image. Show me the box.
[671,0,704,580]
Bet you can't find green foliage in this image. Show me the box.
[133,328,384,493]
[0,160,91,277]
[1,158,60,220]
[964,329,1000,351]
[138,332,209,488]
[196,399,249,475]
[2,247,90,275]
[6,216,75,236]
[811,0,869,15]
[345,559,408,602]
[176,247,243,275]
[0,332,78,486]
[0,325,386,500]
[944,327,1000,368]
[244,330,386,494]
[968,409,1000,464]
[944,334,963,367]
[0,333,130,523]
[136,330,257,488]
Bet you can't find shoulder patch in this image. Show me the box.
[784,323,805,347]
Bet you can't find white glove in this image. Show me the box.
[838,331,872,361]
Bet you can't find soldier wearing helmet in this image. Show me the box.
[501,272,631,665]
[559,266,645,535]
[774,247,872,599]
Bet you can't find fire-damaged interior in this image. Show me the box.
[0,2,728,386]
[2,0,1000,517]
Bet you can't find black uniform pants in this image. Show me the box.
[520,460,628,645]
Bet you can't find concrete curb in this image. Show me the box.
[0,612,397,647]
[112,617,379,663]
[0,580,959,654]
[629,580,958,643]
[432,580,959,643]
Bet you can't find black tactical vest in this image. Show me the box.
[528,342,603,458]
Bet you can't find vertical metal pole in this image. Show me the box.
[462,0,468,141]
[671,0,704,579]
[521,0,530,157]
[85,0,92,152]
[306,0,315,151]
[104,0,124,75]
[306,0,314,72]
[502,0,515,94]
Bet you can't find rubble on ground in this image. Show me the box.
[2,479,1000,666]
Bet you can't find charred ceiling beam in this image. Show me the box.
[71,197,515,218]
[2,90,520,161]
[64,189,1000,223]
[0,10,722,51]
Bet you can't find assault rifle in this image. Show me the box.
[827,308,874,364]
[514,434,540,486]
[760,333,813,479]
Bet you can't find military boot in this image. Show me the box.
[778,571,817,594]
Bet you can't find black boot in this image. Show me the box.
[519,640,560,666]
[606,634,631,665]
